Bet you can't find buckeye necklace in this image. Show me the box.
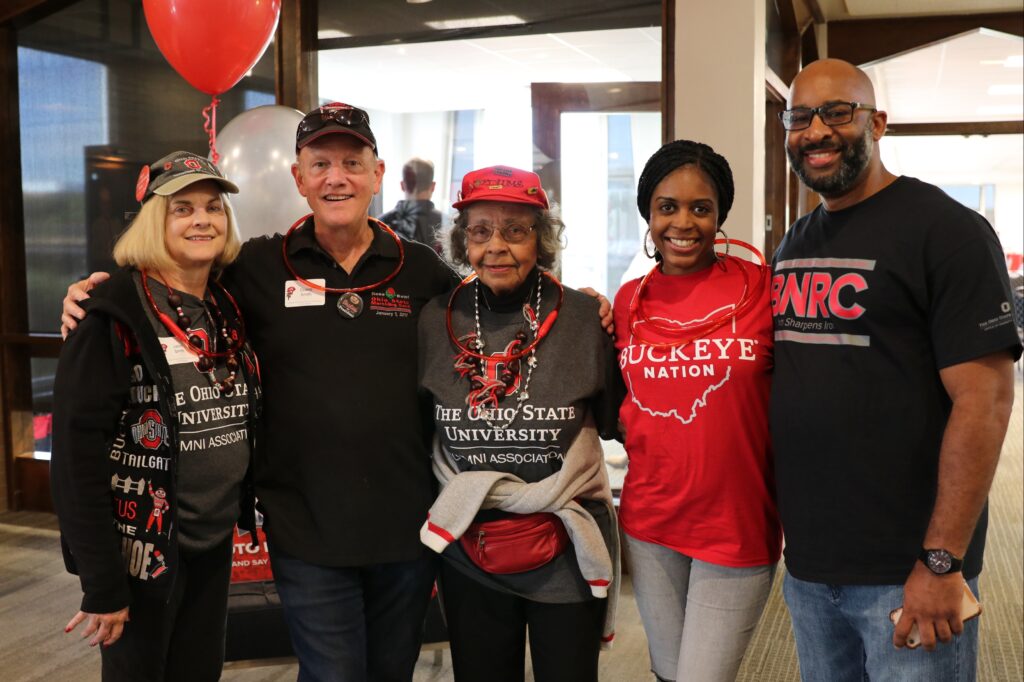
[628,237,767,348]
[448,270,563,430]
[141,271,246,397]
[280,214,405,319]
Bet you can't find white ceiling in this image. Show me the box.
[864,28,1024,122]
[318,27,661,113]
[881,134,1023,185]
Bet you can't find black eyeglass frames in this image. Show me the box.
[779,101,876,131]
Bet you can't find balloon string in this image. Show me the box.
[203,96,221,164]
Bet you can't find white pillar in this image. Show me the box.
[673,0,766,252]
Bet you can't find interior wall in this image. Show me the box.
[673,0,767,253]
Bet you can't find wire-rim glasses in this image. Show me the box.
[466,223,535,244]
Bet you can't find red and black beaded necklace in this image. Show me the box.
[627,237,767,348]
[447,270,563,428]
[141,270,247,397]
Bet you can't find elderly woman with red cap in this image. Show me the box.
[51,151,262,680]
[417,166,622,682]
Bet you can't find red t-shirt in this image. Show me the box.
[613,258,781,567]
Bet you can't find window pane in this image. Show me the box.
[18,0,275,333]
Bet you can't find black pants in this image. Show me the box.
[439,561,606,682]
[101,535,233,682]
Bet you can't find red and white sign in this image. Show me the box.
[230,525,273,583]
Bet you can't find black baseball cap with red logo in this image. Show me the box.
[296,102,378,154]
[135,151,239,204]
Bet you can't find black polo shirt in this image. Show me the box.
[222,217,458,566]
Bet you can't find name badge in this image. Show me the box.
[159,337,198,366]
[284,279,326,307]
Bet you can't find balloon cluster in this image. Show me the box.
[142,0,300,235]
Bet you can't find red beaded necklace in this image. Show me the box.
[445,270,563,363]
[447,270,563,427]
[281,214,405,294]
[628,238,767,349]
[140,270,247,396]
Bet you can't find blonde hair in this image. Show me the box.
[113,191,242,273]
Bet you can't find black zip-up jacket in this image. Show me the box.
[51,268,261,613]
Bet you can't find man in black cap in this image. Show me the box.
[64,103,459,682]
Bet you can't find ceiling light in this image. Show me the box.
[976,104,1024,116]
[986,55,1024,68]
[987,84,1024,96]
[318,29,351,40]
[407,0,433,3]
[425,15,526,30]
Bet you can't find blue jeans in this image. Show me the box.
[268,544,437,682]
[783,573,980,682]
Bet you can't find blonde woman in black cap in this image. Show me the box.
[51,151,262,681]
[611,140,780,682]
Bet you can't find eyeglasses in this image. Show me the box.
[297,104,370,136]
[466,223,535,244]
[778,101,877,131]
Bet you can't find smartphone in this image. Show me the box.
[889,581,981,649]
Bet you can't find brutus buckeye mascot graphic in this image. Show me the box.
[146,479,170,535]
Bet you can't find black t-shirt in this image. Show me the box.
[222,217,458,566]
[770,176,1022,584]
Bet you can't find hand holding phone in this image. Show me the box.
[889,581,981,649]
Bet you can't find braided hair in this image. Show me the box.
[636,140,734,227]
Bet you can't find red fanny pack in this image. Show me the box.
[459,512,570,575]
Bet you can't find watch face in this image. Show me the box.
[927,550,953,574]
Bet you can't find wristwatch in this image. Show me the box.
[919,548,963,575]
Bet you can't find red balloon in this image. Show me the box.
[143,0,281,96]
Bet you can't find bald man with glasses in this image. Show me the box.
[769,58,1021,682]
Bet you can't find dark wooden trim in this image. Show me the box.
[531,81,660,206]
[776,0,800,85]
[662,0,674,144]
[800,21,819,67]
[886,121,1024,136]
[0,334,63,357]
[828,12,1024,66]
[764,88,789,258]
[0,0,46,24]
[0,23,31,512]
[15,456,52,512]
[275,0,318,113]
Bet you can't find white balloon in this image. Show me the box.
[214,105,310,241]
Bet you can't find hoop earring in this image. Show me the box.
[643,228,656,259]
[716,227,730,259]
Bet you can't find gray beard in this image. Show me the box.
[789,125,873,197]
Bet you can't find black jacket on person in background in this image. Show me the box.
[50,268,261,614]
[378,199,443,253]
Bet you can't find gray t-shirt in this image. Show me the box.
[419,275,617,602]
[135,273,250,552]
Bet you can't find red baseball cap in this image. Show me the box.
[452,165,549,210]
